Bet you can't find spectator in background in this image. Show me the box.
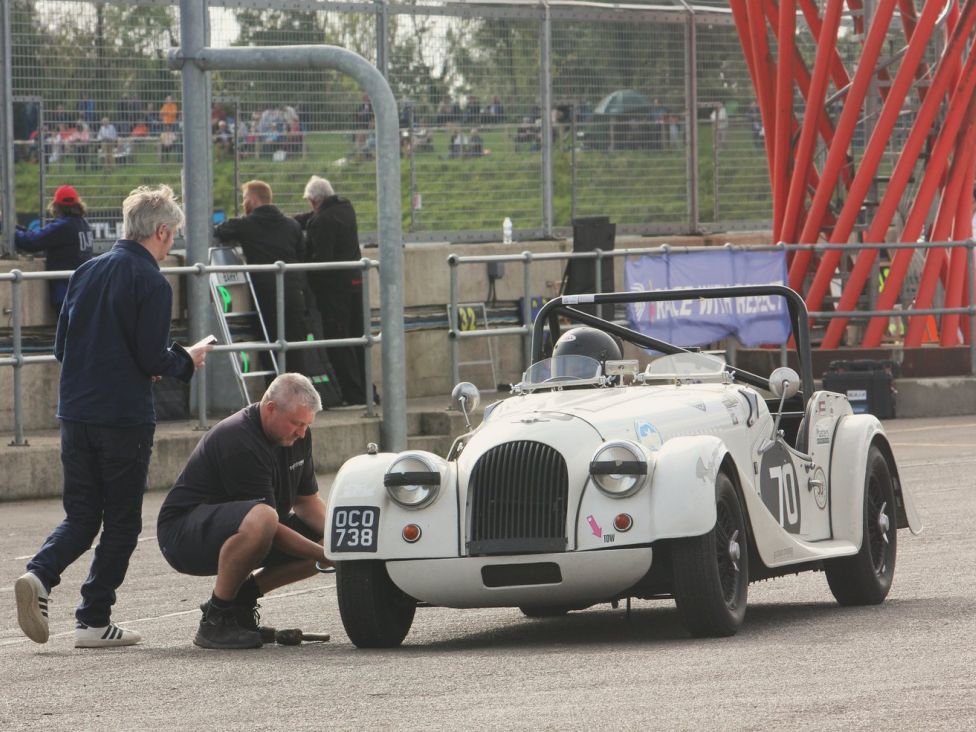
[160,95,178,130]
[354,94,372,130]
[160,127,177,162]
[282,105,303,156]
[466,128,485,157]
[116,95,132,137]
[214,180,308,377]
[435,97,453,126]
[485,96,505,123]
[214,120,233,160]
[749,101,764,150]
[96,117,118,169]
[70,119,92,170]
[448,127,466,159]
[712,101,729,147]
[52,104,69,126]
[144,102,160,136]
[77,95,95,125]
[295,175,371,406]
[15,184,93,311]
[14,184,211,649]
[464,95,482,124]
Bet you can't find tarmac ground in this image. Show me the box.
[0,416,974,730]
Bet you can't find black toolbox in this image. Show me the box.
[822,359,898,419]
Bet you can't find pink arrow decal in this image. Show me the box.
[586,515,602,538]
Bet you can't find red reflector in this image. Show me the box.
[613,513,633,532]
[402,524,422,543]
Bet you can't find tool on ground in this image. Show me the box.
[273,628,331,645]
[258,626,331,645]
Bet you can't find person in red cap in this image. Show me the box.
[15,185,94,311]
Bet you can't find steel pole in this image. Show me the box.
[9,271,25,446]
[0,0,16,257]
[539,4,554,237]
[38,100,45,222]
[170,44,409,451]
[360,258,375,417]
[683,4,699,234]
[178,0,214,425]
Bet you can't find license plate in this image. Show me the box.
[330,506,380,553]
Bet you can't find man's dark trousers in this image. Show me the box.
[27,421,154,627]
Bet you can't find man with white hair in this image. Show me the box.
[157,373,331,649]
[296,175,370,405]
[15,184,212,649]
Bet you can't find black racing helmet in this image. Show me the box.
[551,326,622,364]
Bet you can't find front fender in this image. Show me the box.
[829,414,922,547]
[647,435,727,539]
[324,451,460,561]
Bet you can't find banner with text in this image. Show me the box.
[624,249,790,347]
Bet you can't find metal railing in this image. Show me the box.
[0,257,379,446]
[447,240,976,386]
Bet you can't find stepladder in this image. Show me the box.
[208,246,278,405]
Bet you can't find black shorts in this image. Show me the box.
[158,500,323,576]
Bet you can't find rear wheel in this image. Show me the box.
[336,560,416,648]
[671,472,749,637]
[825,446,897,605]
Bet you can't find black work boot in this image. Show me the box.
[194,601,262,650]
[199,600,275,643]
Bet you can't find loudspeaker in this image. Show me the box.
[562,216,615,319]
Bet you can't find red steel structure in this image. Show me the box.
[731,0,976,349]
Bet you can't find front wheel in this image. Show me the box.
[824,446,897,605]
[336,560,416,648]
[671,472,749,637]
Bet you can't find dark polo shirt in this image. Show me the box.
[158,403,317,525]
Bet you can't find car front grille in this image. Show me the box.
[467,440,569,555]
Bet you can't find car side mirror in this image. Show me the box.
[769,366,800,399]
[760,367,801,454]
[451,382,481,431]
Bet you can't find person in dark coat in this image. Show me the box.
[295,176,370,405]
[14,184,212,648]
[214,180,308,376]
[15,184,94,310]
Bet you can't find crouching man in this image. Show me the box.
[157,373,332,649]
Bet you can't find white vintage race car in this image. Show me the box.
[324,285,922,648]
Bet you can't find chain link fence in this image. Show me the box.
[3,1,782,252]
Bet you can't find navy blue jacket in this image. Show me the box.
[55,239,194,426]
[16,216,93,307]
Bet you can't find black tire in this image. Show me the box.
[825,446,897,606]
[519,606,571,618]
[336,560,416,648]
[671,472,749,637]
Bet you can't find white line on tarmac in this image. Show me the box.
[12,534,158,562]
[0,583,337,648]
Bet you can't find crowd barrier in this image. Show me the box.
[0,257,379,446]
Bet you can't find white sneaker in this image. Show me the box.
[75,622,142,648]
[14,572,50,644]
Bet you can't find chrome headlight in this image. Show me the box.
[589,441,650,498]
[383,453,441,508]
